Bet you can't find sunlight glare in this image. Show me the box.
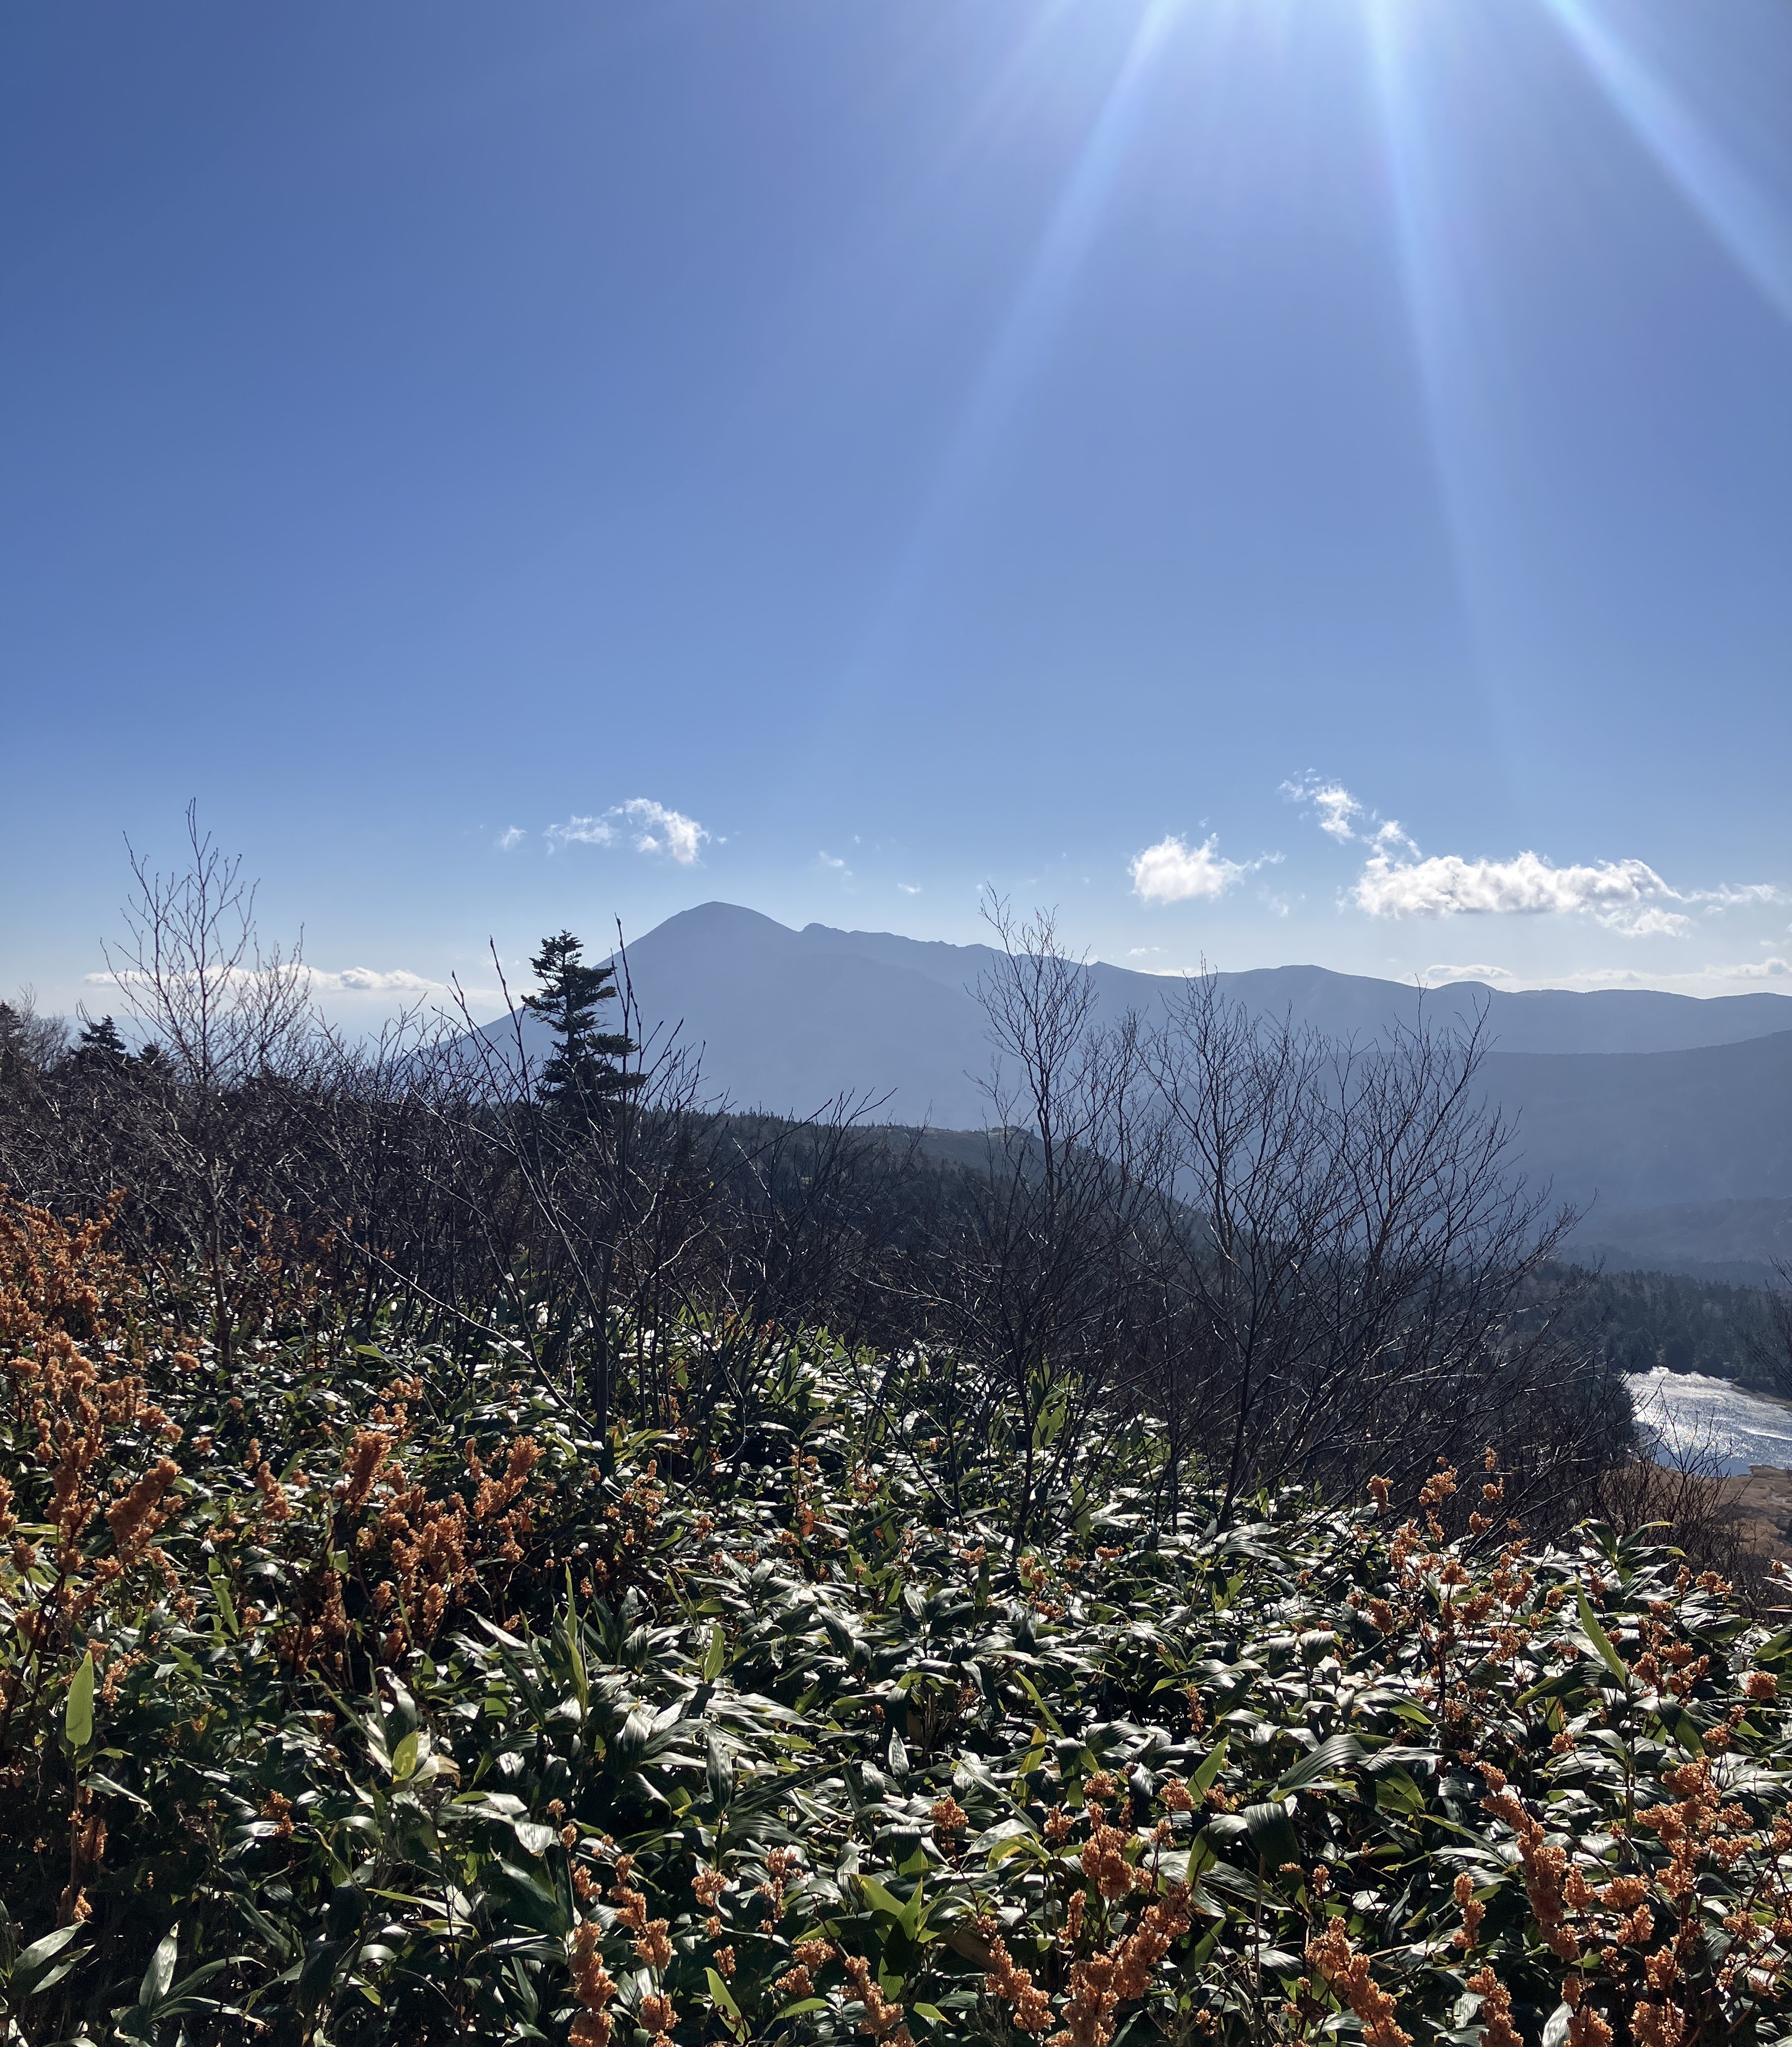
[1537,0,1792,326]
[864,0,1192,652]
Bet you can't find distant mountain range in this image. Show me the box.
[485,902,1792,1282]
[1560,1197,1792,1291]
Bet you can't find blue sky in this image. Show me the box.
[5,0,1790,1023]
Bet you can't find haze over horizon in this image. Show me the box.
[5,1,1790,1024]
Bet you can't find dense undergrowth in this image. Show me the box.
[7,1197,1792,2047]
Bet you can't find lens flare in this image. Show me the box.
[865,0,1191,652]
[1538,0,1792,325]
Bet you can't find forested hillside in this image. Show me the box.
[1545,1266,1786,1389]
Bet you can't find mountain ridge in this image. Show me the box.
[475,903,1792,1266]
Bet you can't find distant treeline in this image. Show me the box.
[1547,1260,1786,1388]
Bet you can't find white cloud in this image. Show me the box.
[1129,835,1250,905]
[308,967,443,995]
[897,882,921,895]
[1280,774,1417,855]
[819,851,848,872]
[1127,946,1163,957]
[496,827,525,851]
[1537,957,1792,992]
[1353,847,1676,924]
[1614,906,1692,939]
[547,815,616,849]
[1288,775,1787,941]
[1423,963,1516,985]
[546,799,708,864]
[1281,774,1356,840]
[623,798,706,864]
[88,966,256,988]
[1689,882,1784,911]
[87,965,441,998]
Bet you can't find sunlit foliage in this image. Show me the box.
[4,1198,1792,2047]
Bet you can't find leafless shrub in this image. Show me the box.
[0,831,1637,1542]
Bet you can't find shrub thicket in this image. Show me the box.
[5,1199,1792,2047]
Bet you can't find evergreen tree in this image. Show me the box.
[521,931,641,1113]
[72,1015,131,1069]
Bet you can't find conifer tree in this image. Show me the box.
[72,1015,131,1069]
[521,931,641,1113]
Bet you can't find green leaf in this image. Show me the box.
[706,1732,733,1809]
[703,1620,727,1683]
[26,1952,87,1997]
[1374,1767,1426,1818]
[1013,1668,1063,1735]
[1274,1732,1362,1796]
[209,1560,239,1639]
[1513,1663,1595,1712]
[391,1731,421,1782]
[89,1771,152,1809]
[857,1874,909,1921]
[64,1653,94,1753]
[562,1568,589,1711]
[1243,1800,1300,1870]
[1577,1591,1629,1684]
[1189,1737,1229,1797]
[16,1925,84,1975]
[1660,1705,1707,1757]
[706,1968,744,2022]
[139,1926,179,2008]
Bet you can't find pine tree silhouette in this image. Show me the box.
[521,931,641,1114]
[73,1016,131,1068]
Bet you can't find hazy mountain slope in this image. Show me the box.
[1480,1033,1792,1215]
[788,919,1792,1053]
[1562,1197,1792,1289]
[478,906,1792,1247]
[1473,985,1792,1054]
[507,904,995,1125]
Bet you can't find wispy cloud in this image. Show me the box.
[1545,957,1792,991]
[897,882,921,895]
[86,965,443,997]
[1282,776,1363,843]
[1688,882,1785,911]
[496,827,525,852]
[1129,834,1275,905]
[546,798,708,865]
[1423,962,1516,985]
[1281,776,1774,937]
[1280,774,1417,855]
[549,816,616,848]
[309,967,443,994]
[1617,905,1694,939]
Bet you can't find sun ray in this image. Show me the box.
[1361,5,1495,634]
[1537,0,1792,325]
[859,0,1194,658]
[1360,0,1525,796]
